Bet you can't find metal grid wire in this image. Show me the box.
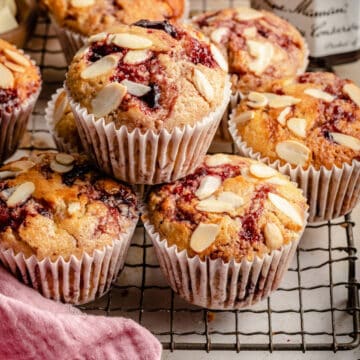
[12,1,360,352]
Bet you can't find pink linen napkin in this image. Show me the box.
[0,266,162,360]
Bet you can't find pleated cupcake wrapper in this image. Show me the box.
[0,220,137,305]
[143,215,303,310]
[45,87,82,154]
[229,114,360,223]
[0,53,41,163]
[51,1,190,65]
[67,78,231,185]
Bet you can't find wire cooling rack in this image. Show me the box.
[7,0,360,353]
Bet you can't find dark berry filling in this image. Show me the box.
[140,83,161,109]
[0,88,20,113]
[87,42,125,62]
[133,20,178,38]
[183,36,217,68]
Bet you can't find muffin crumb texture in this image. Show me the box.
[233,72,360,169]
[0,153,138,261]
[147,154,307,262]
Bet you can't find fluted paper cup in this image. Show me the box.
[0,218,138,305]
[229,113,360,223]
[0,53,41,163]
[143,212,304,310]
[67,78,231,185]
[45,88,82,154]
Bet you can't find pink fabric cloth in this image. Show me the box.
[0,266,162,360]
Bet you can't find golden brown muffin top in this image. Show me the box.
[146,154,307,263]
[0,152,138,261]
[66,23,229,132]
[232,72,360,170]
[0,39,41,112]
[192,7,307,93]
[42,0,187,36]
[53,89,83,152]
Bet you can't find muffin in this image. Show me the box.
[229,72,360,222]
[42,0,189,63]
[0,39,41,163]
[0,152,138,304]
[45,88,83,153]
[144,154,308,309]
[192,7,308,94]
[66,22,231,184]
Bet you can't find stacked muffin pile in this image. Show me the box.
[0,3,359,309]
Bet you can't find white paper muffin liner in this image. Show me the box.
[67,78,231,185]
[143,212,305,310]
[45,88,82,154]
[0,219,138,305]
[0,53,41,163]
[229,113,360,223]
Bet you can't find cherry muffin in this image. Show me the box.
[144,154,307,309]
[41,0,189,63]
[193,7,308,94]
[0,152,138,304]
[0,39,41,163]
[66,22,231,184]
[46,88,83,153]
[229,72,360,222]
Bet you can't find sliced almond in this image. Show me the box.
[343,83,360,108]
[195,175,221,200]
[9,160,35,172]
[210,27,228,44]
[121,79,151,97]
[81,55,118,79]
[264,222,283,250]
[265,93,301,108]
[210,44,228,72]
[68,202,81,215]
[0,171,17,180]
[277,107,291,126]
[196,198,233,213]
[247,91,268,108]
[249,163,277,178]
[247,40,274,75]
[217,191,244,208]
[0,63,14,89]
[265,176,289,186]
[88,32,107,43]
[190,223,220,253]
[205,154,231,167]
[4,61,24,73]
[112,33,152,49]
[243,27,257,38]
[287,117,307,138]
[275,140,310,166]
[268,192,303,226]
[70,0,95,7]
[6,182,35,207]
[74,45,89,59]
[304,88,334,102]
[4,48,29,67]
[233,110,254,125]
[56,153,75,166]
[193,69,214,102]
[330,132,360,152]
[54,91,69,125]
[0,7,18,35]
[235,7,263,21]
[91,83,127,118]
[50,160,73,174]
[123,50,151,65]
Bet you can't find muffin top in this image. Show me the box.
[232,72,360,170]
[66,22,228,132]
[0,39,41,113]
[192,7,307,93]
[146,154,307,262]
[52,89,83,152]
[0,152,138,261]
[42,0,187,36]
